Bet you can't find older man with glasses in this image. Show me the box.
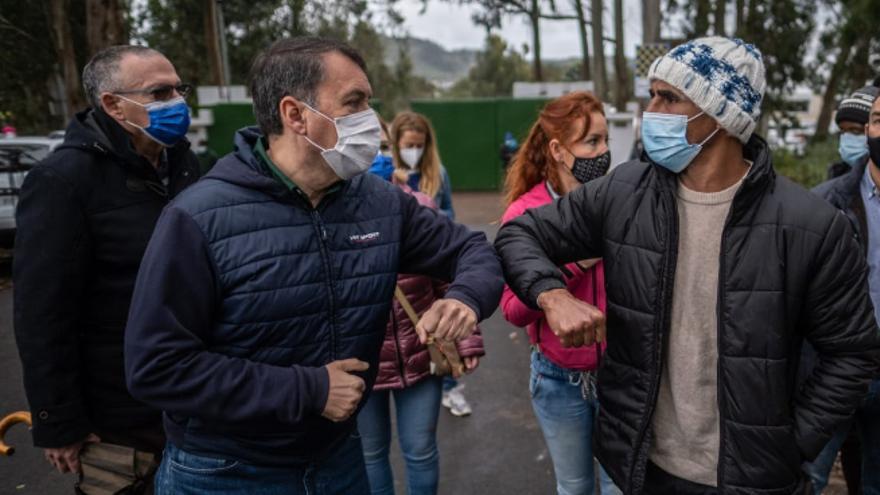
[12,45,200,494]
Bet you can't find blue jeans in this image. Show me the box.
[804,378,880,495]
[530,350,622,495]
[358,376,443,495]
[442,375,458,392]
[155,433,369,495]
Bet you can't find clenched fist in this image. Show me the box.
[322,359,369,422]
[415,299,477,344]
[537,288,606,348]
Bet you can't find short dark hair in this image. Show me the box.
[82,45,162,109]
[249,37,367,137]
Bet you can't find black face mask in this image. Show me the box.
[869,135,880,168]
[571,151,611,183]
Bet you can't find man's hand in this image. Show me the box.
[44,433,100,474]
[537,288,606,348]
[415,299,477,344]
[322,359,369,422]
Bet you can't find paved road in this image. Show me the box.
[0,219,557,494]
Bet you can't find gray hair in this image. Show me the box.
[249,37,367,137]
[82,45,162,109]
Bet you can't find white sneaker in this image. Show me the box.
[441,384,472,416]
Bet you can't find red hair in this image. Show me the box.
[504,91,605,206]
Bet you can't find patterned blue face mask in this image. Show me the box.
[839,132,868,167]
[641,111,720,173]
[117,95,191,147]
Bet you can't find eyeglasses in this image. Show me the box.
[114,83,193,102]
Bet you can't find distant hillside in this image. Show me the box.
[381,36,477,83]
[380,35,624,85]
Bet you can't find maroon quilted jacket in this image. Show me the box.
[374,274,485,390]
[372,185,485,391]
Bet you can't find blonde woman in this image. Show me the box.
[391,112,455,219]
[390,111,472,415]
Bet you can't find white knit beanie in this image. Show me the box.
[648,37,766,143]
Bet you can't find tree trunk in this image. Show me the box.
[642,0,661,43]
[734,0,745,36]
[590,0,607,99]
[288,0,306,36]
[713,0,725,36]
[574,0,591,81]
[86,0,126,54]
[47,0,86,116]
[204,0,225,86]
[613,0,628,110]
[849,36,872,89]
[530,0,543,81]
[813,37,853,142]
[694,0,711,36]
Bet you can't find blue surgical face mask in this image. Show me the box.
[368,153,394,181]
[641,111,720,173]
[117,95,191,146]
[839,132,868,166]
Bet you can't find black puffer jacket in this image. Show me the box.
[13,108,200,449]
[813,156,869,243]
[496,136,880,494]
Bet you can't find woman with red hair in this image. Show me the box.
[501,91,620,495]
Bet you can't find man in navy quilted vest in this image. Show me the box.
[123,36,503,494]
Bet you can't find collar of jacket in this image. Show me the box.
[840,156,870,203]
[62,107,192,182]
[226,126,346,208]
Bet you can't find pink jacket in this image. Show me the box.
[373,186,485,391]
[500,182,606,371]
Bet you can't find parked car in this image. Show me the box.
[0,136,63,246]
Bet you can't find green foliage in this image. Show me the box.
[446,34,531,97]
[134,0,214,87]
[738,0,816,129]
[0,0,89,133]
[132,0,424,115]
[772,138,839,189]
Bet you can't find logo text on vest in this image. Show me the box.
[349,232,381,244]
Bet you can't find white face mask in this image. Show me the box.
[400,147,424,169]
[302,103,381,180]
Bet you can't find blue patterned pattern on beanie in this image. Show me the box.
[647,36,766,143]
[668,42,762,114]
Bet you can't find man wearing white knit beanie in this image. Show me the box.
[496,36,880,495]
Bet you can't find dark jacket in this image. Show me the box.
[813,156,869,244]
[495,136,880,494]
[826,159,850,181]
[124,127,503,467]
[13,108,200,449]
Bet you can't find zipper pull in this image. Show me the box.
[321,226,328,240]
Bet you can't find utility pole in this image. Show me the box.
[206,0,232,100]
[590,0,608,99]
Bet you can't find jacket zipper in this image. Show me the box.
[715,176,751,492]
[390,310,408,387]
[630,183,679,494]
[311,209,338,361]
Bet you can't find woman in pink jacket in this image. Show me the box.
[358,130,484,495]
[501,91,620,495]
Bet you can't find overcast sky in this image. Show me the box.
[395,0,649,59]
